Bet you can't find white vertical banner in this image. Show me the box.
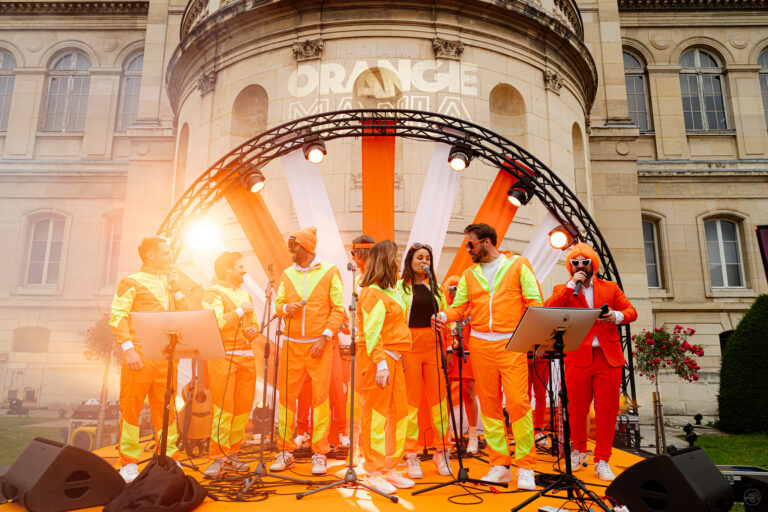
[403,142,462,270]
[522,211,566,283]
[280,150,352,342]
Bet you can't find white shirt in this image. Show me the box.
[567,279,624,347]
[480,254,505,288]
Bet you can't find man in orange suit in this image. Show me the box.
[544,243,637,481]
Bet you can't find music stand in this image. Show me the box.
[505,306,612,512]
[132,310,225,463]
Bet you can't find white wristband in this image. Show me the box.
[173,291,184,301]
[436,312,447,323]
[235,307,244,318]
[121,340,135,351]
[376,360,388,372]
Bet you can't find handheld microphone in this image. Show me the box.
[573,280,582,297]
[347,262,357,272]
[422,264,433,280]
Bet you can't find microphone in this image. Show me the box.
[573,280,582,297]
[422,264,433,280]
[347,262,357,272]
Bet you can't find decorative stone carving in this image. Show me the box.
[585,115,592,135]
[432,38,465,60]
[619,0,767,11]
[616,142,630,156]
[729,33,750,49]
[0,2,149,16]
[650,32,671,50]
[291,39,324,61]
[544,70,564,94]
[196,70,217,96]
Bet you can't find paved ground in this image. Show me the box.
[637,414,723,455]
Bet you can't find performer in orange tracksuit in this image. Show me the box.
[357,240,414,495]
[202,251,259,477]
[398,243,452,479]
[544,243,637,481]
[271,227,346,476]
[110,236,189,483]
[434,223,540,489]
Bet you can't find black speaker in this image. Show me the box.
[0,437,125,512]
[606,446,733,512]
[741,474,768,512]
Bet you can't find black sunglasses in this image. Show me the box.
[412,243,432,251]
[570,258,591,268]
[465,238,488,250]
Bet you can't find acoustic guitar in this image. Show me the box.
[178,358,212,457]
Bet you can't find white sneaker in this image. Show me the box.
[433,450,452,476]
[119,463,139,483]
[294,432,310,448]
[535,432,549,448]
[204,458,224,478]
[517,468,536,490]
[385,470,415,489]
[224,455,249,473]
[269,451,294,472]
[406,453,423,479]
[595,460,616,481]
[466,433,479,454]
[339,434,350,447]
[481,465,514,483]
[570,449,587,471]
[311,453,327,475]
[364,472,397,494]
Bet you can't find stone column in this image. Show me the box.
[726,64,768,158]
[646,64,690,160]
[82,69,121,158]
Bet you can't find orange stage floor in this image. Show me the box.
[0,439,643,512]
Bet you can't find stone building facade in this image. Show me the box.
[0,0,765,414]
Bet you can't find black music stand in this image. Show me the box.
[505,306,612,512]
[132,310,225,463]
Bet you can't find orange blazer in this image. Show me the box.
[544,277,637,368]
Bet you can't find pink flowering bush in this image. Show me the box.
[633,325,704,383]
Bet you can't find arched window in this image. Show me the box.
[25,214,66,285]
[704,218,744,288]
[0,50,16,131]
[117,53,142,132]
[43,50,91,132]
[489,83,527,148]
[623,51,651,132]
[679,49,728,131]
[759,50,768,130]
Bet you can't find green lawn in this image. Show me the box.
[0,416,66,466]
[682,434,768,512]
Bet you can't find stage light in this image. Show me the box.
[185,218,221,253]
[302,135,326,164]
[244,171,265,193]
[448,144,472,172]
[507,181,533,207]
[548,225,577,250]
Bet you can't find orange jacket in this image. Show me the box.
[110,266,190,347]
[201,280,259,351]
[357,284,412,365]
[544,277,637,367]
[444,255,542,334]
[276,256,345,339]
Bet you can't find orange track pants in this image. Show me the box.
[360,354,407,474]
[296,341,348,441]
[118,351,179,466]
[469,337,536,469]
[208,354,257,459]
[276,340,333,454]
[403,328,451,453]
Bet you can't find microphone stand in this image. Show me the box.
[296,263,398,502]
[236,265,312,501]
[413,268,506,495]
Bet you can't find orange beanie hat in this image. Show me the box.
[565,242,601,274]
[291,226,317,253]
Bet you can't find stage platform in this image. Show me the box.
[0,438,642,511]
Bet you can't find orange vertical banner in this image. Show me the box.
[224,184,292,281]
[362,129,395,242]
[444,169,520,280]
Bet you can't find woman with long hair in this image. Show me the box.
[357,240,414,494]
[398,243,452,478]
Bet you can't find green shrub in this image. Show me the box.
[717,294,768,434]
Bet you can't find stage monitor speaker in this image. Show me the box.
[0,437,125,512]
[740,474,768,512]
[606,446,733,512]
